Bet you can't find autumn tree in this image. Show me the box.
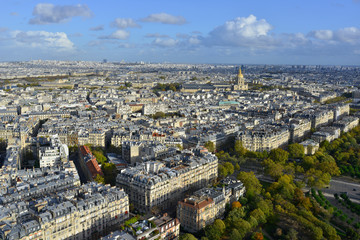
[232,201,242,209]
[252,232,264,240]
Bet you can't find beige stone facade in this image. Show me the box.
[116,152,218,213]
[8,185,129,240]
[237,127,290,152]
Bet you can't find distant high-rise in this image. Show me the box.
[103,59,107,63]
[233,67,248,90]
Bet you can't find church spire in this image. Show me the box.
[238,67,243,78]
[233,66,248,91]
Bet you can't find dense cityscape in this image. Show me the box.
[1,0,360,239]
[0,60,359,239]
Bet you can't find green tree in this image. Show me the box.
[234,140,247,156]
[317,161,340,176]
[92,150,107,165]
[269,148,289,164]
[223,162,235,176]
[153,112,166,119]
[226,207,246,229]
[180,233,197,240]
[250,208,267,224]
[233,219,251,239]
[94,174,105,184]
[218,164,228,178]
[204,141,215,153]
[302,156,316,170]
[237,171,262,198]
[285,229,298,240]
[235,163,240,171]
[263,158,284,180]
[288,143,305,159]
[205,224,222,240]
[269,175,296,200]
[320,140,330,150]
[102,162,117,186]
[229,229,243,240]
[213,219,226,235]
[305,168,331,188]
[256,199,273,217]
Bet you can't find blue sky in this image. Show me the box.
[0,0,359,65]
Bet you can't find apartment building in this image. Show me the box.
[333,116,359,133]
[237,126,290,152]
[289,119,312,143]
[39,135,69,168]
[116,150,218,213]
[177,179,245,232]
[3,183,129,240]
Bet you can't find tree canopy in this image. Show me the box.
[204,141,215,153]
[288,143,305,159]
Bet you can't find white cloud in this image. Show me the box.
[206,15,273,48]
[153,38,178,47]
[282,33,310,48]
[308,27,360,44]
[90,25,104,31]
[308,30,333,40]
[189,36,201,45]
[141,13,186,25]
[335,27,360,44]
[29,3,92,25]
[100,30,130,40]
[111,18,140,29]
[11,30,74,51]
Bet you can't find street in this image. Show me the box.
[322,178,360,203]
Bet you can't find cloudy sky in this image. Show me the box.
[0,0,359,65]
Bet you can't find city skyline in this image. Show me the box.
[0,0,359,65]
